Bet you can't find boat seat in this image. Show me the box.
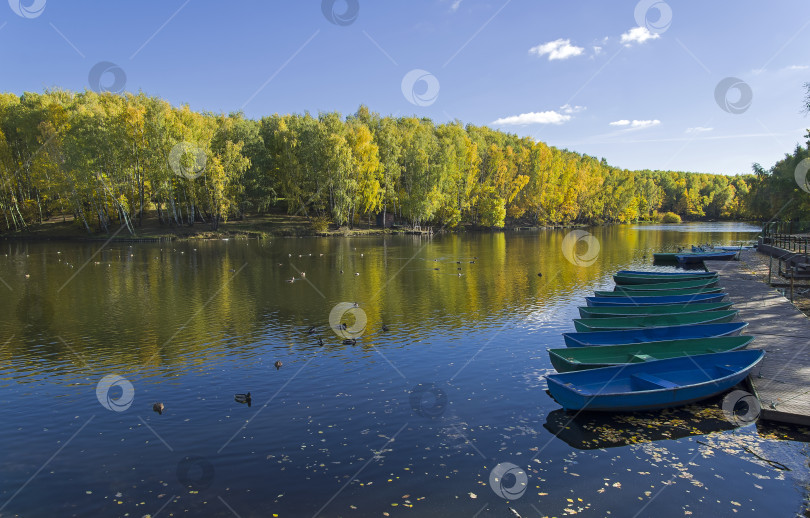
[629,354,654,362]
[630,373,679,390]
[714,364,738,376]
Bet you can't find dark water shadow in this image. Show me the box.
[543,394,738,450]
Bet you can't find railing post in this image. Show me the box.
[769,254,773,285]
[790,267,795,303]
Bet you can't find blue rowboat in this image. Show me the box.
[545,350,765,411]
[712,246,753,251]
[578,302,733,318]
[562,322,749,347]
[676,252,737,264]
[585,293,726,306]
[693,245,750,252]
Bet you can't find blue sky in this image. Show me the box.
[2,0,809,175]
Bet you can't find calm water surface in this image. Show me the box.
[2,222,808,517]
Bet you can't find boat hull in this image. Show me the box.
[578,302,732,318]
[573,310,739,332]
[562,322,748,347]
[615,272,718,285]
[614,278,719,291]
[617,270,718,277]
[585,293,726,306]
[676,252,737,264]
[545,350,765,411]
[594,287,723,297]
[548,335,754,372]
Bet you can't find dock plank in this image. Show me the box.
[715,251,810,425]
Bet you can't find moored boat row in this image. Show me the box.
[544,269,764,413]
[653,243,751,265]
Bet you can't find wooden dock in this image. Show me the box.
[714,251,810,425]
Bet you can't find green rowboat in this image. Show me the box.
[614,278,719,291]
[614,272,717,285]
[573,310,738,332]
[548,335,754,372]
[595,287,723,297]
[578,302,733,318]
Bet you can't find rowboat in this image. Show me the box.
[578,301,733,318]
[594,287,723,297]
[617,270,718,276]
[562,322,749,347]
[676,251,738,264]
[614,278,719,291]
[545,350,764,411]
[712,246,753,251]
[573,310,739,332]
[554,332,757,371]
[614,272,717,285]
[548,335,754,372]
[585,293,726,306]
[694,245,751,252]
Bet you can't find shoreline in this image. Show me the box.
[0,214,752,243]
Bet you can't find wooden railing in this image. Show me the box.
[762,221,810,253]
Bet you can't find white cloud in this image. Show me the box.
[620,26,660,46]
[560,104,585,114]
[686,126,713,134]
[450,0,463,11]
[786,65,808,71]
[492,111,571,125]
[609,119,661,129]
[529,39,584,61]
[593,46,602,55]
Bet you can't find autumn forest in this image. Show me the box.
[0,89,804,235]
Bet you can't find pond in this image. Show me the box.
[2,222,808,517]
